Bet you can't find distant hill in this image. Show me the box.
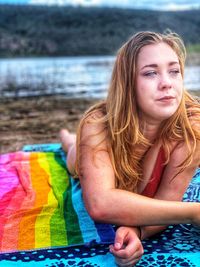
[0,4,199,57]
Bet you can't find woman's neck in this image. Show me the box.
[141,121,161,142]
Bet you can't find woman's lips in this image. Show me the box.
[157,96,175,101]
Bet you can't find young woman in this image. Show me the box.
[60,31,200,266]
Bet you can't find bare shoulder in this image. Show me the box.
[154,141,200,201]
[170,140,200,168]
[80,110,108,149]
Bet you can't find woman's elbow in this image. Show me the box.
[84,196,109,222]
[87,207,105,222]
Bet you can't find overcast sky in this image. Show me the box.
[0,0,200,10]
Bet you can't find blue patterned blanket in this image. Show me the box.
[0,143,200,267]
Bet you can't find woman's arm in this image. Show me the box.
[78,120,200,227]
[140,140,200,239]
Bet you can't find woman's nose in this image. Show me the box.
[159,74,172,90]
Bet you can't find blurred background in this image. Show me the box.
[0,0,200,153]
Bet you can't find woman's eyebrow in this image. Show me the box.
[140,61,179,70]
[141,64,157,70]
[168,61,180,66]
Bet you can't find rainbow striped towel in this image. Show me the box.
[1,144,200,266]
[0,149,115,253]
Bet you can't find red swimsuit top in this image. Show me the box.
[141,147,166,198]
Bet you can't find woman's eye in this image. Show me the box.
[169,69,180,75]
[143,71,157,77]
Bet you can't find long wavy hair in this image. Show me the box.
[75,31,200,192]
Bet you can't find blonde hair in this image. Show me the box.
[75,31,200,192]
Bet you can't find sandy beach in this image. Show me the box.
[1,90,200,154]
[0,96,99,154]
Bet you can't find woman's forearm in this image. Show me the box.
[84,188,199,226]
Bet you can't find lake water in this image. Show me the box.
[0,56,199,99]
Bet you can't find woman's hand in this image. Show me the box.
[109,226,144,267]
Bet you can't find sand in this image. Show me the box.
[0,96,99,154]
[1,90,200,154]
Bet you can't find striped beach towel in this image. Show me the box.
[0,144,200,267]
[0,149,115,253]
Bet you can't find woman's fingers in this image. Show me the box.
[110,226,144,266]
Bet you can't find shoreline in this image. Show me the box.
[1,91,200,154]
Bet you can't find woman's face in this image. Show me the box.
[136,42,183,124]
